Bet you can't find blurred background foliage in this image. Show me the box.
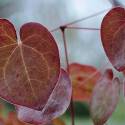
[0,0,125,125]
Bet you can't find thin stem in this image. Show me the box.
[66,26,100,31]
[65,8,110,26]
[50,8,110,32]
[60,26,75,125]
[50,27,59,32]
[60,27,69,72]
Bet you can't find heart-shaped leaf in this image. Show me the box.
[90,69,120,125]
[69,63,101,102]
[0,19,60,110]
[16,69,72,125]
[101,7,125,72]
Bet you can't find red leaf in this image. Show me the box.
[90,69,120,125]
[16,69,72,125]
[101,7,125,72]
[69,63,101,102]
[0,19,60,110]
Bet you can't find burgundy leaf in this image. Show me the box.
[101,7,125,72]
[90,69,120,125]
[0,19,60,110]
[16,69,72,125]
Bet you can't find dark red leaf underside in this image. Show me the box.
[90,69,120,125]
[16,69,72,125]
[101,7,125,72]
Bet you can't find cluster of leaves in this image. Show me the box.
[67,7,125,125]
[90,6,125,125]
[0,6,125,125]
[0,19,71,125]
[69,64,120,125]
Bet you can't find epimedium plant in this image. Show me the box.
[0,5,125,125]
[0,19,72,125]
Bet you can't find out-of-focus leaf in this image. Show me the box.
[0,19,60,110]
[69,63,101,102]
[5,112,30,125]
[0,104,4,116]
[52,118,65,125]
[0,118,4,125]
[90,69,120,125]
[16,69,72,125]
[101,7,125,72]
[0,103,30,125]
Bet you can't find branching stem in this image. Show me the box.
[60,26,75,125]
[50,8,110,32]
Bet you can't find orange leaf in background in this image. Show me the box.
[0,118,4,125]
[69,63,101,102]
[52,118,65,125]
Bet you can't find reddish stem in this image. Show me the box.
[60,26,75,125]
[60,26,69,72]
